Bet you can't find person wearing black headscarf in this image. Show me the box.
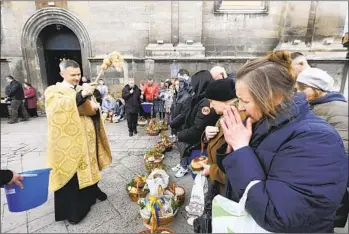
[171,70,219,178]
[189,70,212,109]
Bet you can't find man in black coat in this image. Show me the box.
[170,78,192,135]
[5,75,29,124]
[122,79,141,137]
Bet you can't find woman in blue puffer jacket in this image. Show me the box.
[216,51,348,232]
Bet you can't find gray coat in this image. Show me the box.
[311,92,348,153]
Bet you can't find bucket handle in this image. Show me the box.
[21,174,38,177]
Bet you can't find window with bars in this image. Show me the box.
[214,1,269,14]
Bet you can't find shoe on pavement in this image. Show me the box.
[169,135,176,140]
[175,167,188,178]
[7,120,18,124]
[171,164,181,172]
[134,130,138,134]
[97,191,107,201]
[187,216,196,226]
[68,219,80,225]
[129,132,133,137]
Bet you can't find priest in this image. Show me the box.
[44,60,112,224]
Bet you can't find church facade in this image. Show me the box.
[1,1,348,97]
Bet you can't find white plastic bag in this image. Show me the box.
[146,169,169,196]
[186,173,208,224]
[212,180,271,233]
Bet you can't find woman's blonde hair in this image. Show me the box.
[236,51,296,119]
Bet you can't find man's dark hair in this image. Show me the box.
[6,75,14,80]
[290,52,305,60]
[24,82,33,87]
[59,60,80,72]
[178,69,190,77]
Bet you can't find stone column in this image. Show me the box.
[144,59,155,80]
[122,60,129,85]
[171,1,179,45]
[275,1,312,50]
[175,1,205,58]
[178,1,203,43]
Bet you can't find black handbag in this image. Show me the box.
[193,181,220,233]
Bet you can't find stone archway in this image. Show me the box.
[21,7,92,96]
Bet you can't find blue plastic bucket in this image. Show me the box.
[4,168,52,212]
[141,102,153,113]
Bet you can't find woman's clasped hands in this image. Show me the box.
[220,106,253,151]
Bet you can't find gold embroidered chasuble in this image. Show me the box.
[45,82,112,192]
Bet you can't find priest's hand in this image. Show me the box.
[91,101,100,110]
[82,84,96,98]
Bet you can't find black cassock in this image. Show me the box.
[54,91,104,223]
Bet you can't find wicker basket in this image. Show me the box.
[138,121,148,126]
[147,129,161,136]
[139,227,175,233]
[136,181,146,189]
[144,154,164,164]
[153,145,166,154]
[144,155,165,173]
[169,183,185,206]
[161,125,168,131]
[141,209,178,228]
[128,189,149,202]
[138,117,148,126]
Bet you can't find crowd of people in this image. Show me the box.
[1,50,348,232]
[117,51,348,232]
[3,75,39,124]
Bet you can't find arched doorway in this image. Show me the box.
[21,7,91,97]
[38,24,83,86]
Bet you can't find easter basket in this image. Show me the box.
[126,176,149,202]
[140,208,178,228]
[138,116,148,126]
[169,183,185,206]
[139,227,175,233]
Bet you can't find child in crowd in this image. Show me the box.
[101,94,116,123]
[161,80,174,125]
[156,81,167,119]
[114,98,125,122]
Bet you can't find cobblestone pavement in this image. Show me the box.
[0,117,194,233]
[1,117,348,233]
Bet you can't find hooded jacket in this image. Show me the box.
[310,92,349,228]
[310,92,348,153]
[170,79,192,131]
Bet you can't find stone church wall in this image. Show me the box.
[0,1,348,97]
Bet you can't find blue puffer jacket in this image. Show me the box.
[221,93,348,233]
